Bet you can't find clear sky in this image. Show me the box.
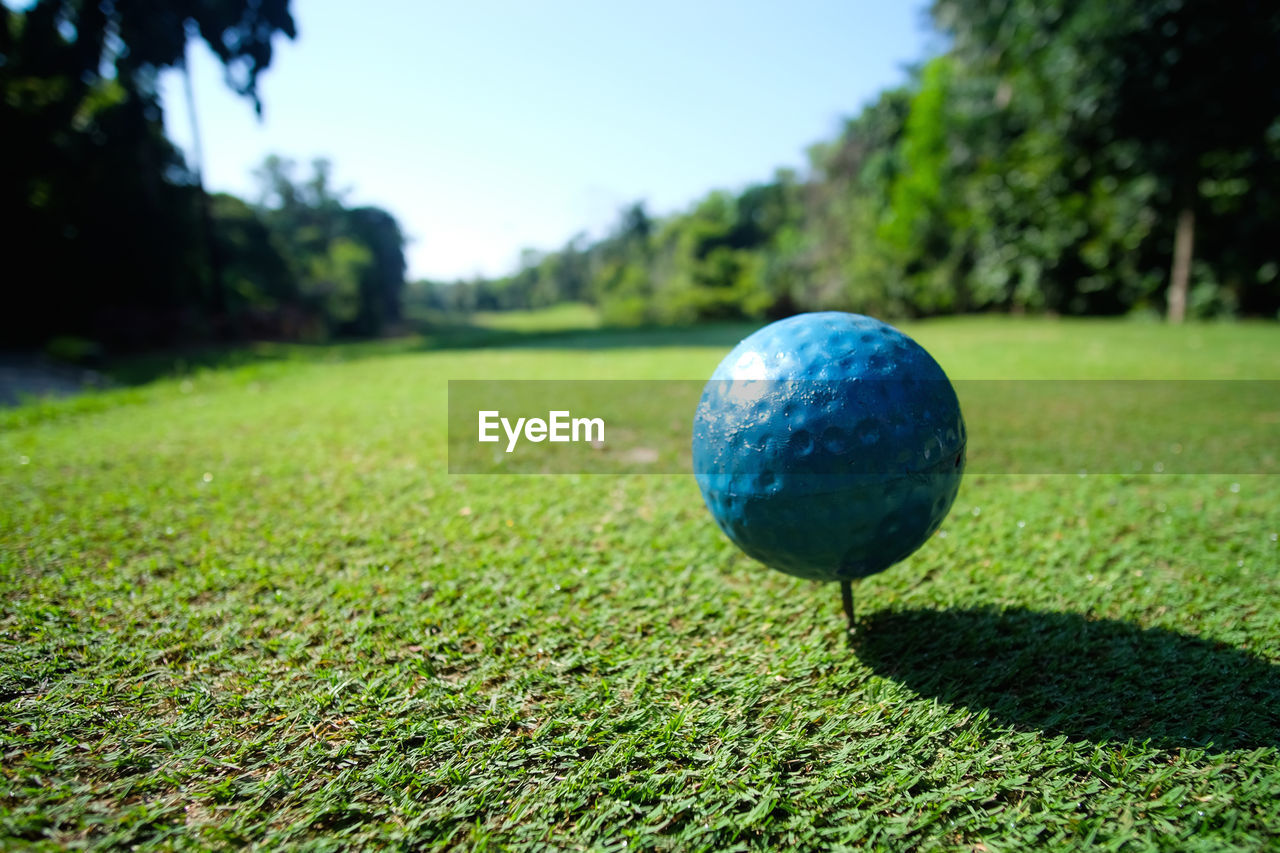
[159,1,936,282]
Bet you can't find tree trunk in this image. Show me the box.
[182,48,231,336]
[1168,202,1195,324]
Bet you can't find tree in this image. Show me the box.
[1103,1,1280,321]
[0,0,296,347]
[800,87,913,315]
[25,0,297,112]
[591,203,655,324]
[252,157,408,336]
[209,193,295,311]
[880,57,970,314]
[346,206,408,332]
[306,237,371,331]
[933,0,1280,321]
[418,0,1279,325]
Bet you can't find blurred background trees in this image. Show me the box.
[415,0,1280,326]
[1,0,408,351]
[3,0,1277,357]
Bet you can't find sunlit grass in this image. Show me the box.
[469,302,602,333]
[2,316,1278,849]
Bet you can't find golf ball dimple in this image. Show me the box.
[692,312,966,582]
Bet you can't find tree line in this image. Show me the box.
[5,0,1278,357]
[417,0,1280,324]
[2,0,406,352]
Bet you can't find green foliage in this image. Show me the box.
[0,1,409,350]
[425,178,809,326]
[10,0,1280,346]
[305,237,371,330]
[0,0,299,349]
[210,193,295,310]
[3,319,1279,848]
[933,0,1280,317]
[881,58,950,256]
[449,2,1278,323]
[249,157,408,338]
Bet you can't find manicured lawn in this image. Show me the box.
[2,315,1278,850]
[468,302,603,333]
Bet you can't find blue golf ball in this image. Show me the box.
[692,312,965,582]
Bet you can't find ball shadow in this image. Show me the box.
[855,607,1279,754]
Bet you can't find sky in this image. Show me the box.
[159,1,937,282]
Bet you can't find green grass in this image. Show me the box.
[468,302,603,333]
[2,315,1278,850]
